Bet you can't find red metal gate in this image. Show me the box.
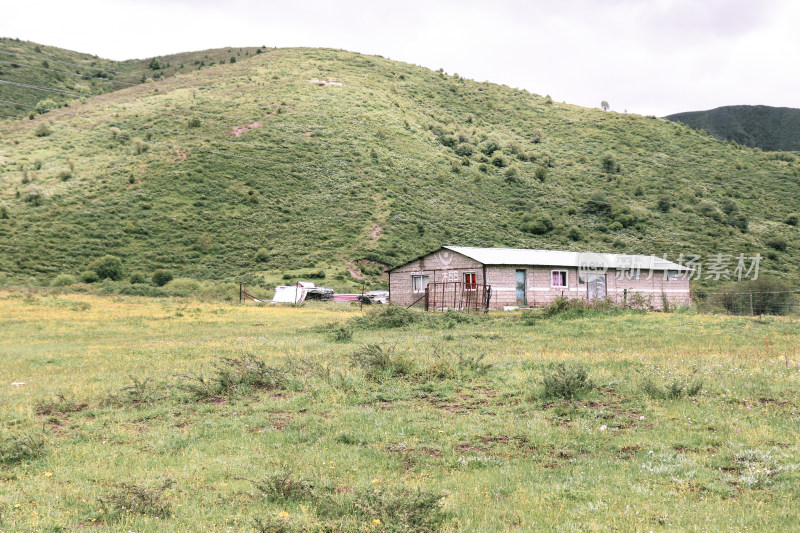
[424,282,491,312]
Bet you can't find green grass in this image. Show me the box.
[667,105,800,152]
[1,291,799,531]
[0,45,799,292]
[0,37,265,118]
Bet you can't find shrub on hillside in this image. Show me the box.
[57,170,72,181]
[80,270,99,283]
[254,248,269,263]
[23,185,47,206]
[35,99,58,115]
[601,152,620,173]
[34,123,51,137]
[534,165,547,182]
[129,272,147,284]
[656,196,671,212]
[522,215,554,235]
[584,193,613,215]
[152,269,174,287]
[480,140,500,155]
[0,205,8,219]
[454,143,473,157]
[785,214,798,226]
[87,255,124,281]
[51,274,76,287]
[566,226,582,241]
[490,154,507,168]
[766,238,787,252]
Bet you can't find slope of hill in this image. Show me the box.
[0,37,265,118]
[1,46,799,290]
[667,105,800,152]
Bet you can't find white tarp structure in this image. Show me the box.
[272,282,317,304]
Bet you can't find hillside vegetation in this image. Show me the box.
[0,37,264,118]
[1,45,799,291]
[667,105,800,152]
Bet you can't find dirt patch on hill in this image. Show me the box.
[309,79,343,87]
[370,224,382,242]
[232,121,262,137]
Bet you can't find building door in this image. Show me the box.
[587,273,606,301]
[515,270,527,306]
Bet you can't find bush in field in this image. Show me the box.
[785,214,798,226]
[129,272,146,284]
[542,297,622,319]
[51,273,76,287]
[80,270,99,283]
[151,269,173,287]
[34,123,52,137]
[348,344,415,381]
[99,479,175,519]
[0,432,46,465]
[657,196,671,212]
[534,165,548,182]
[164,278,202,294]
[541,362,594,400]
[87,255,124,281]
[176,355,288,400]
[351,305,422,329]
[641,377,702,399]
[0,205,8,219]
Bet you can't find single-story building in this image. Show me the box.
[388,246,692,311]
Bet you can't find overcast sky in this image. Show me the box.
[3,0,798,116]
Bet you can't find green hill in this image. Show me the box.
[666,105,800,152]
[0,37,264,118]
[1,45,799,290]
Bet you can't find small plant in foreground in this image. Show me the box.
[641,378,702,400]
[348,344,414,381]
[242,472,314,501]
[0,432,46,465]
[99,478,175,520]
[176,355,288,400]
[541,362,594,400]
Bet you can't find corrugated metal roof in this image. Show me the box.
[444,246,691,271]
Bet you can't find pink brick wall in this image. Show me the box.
[389,250,691,310]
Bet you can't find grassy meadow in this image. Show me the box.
[1,291,799,531]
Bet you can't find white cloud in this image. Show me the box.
[1,0,797,115]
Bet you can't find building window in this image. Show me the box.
[412,275,429,293]
[463,272,477,290]
[551,270,568,288]
[667,270,678,281]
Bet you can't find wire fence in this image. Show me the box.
[695,290,799,316]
